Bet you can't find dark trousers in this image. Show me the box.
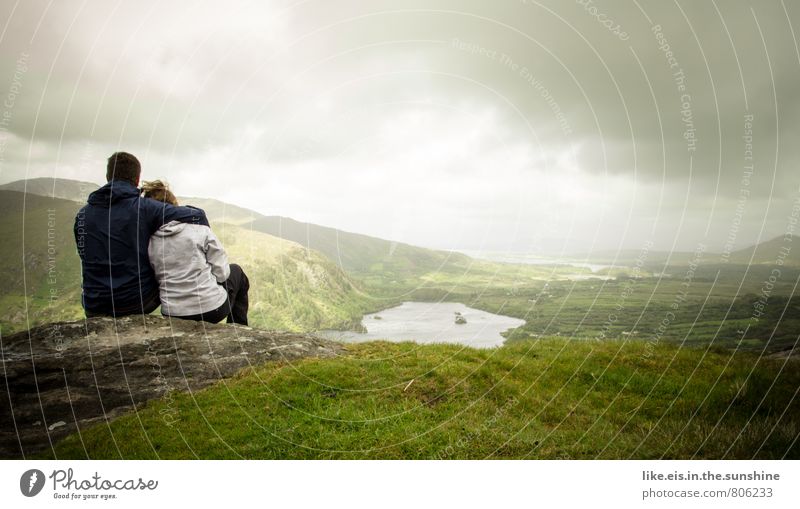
[85,289,161,318]
[172,264,250,325]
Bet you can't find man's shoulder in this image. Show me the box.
[182,204,206,213]
[141,199,209,227]
[74,203,94,220]
[140,197,206,214]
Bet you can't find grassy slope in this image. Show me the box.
[213,222,374,331]
[727,234,798,265]
[246,214,472,283]
[180,197,257,226]
[42,339,799,459]
[0,191,372,334]
[0,191,86,331]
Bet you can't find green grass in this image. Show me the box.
[212,222,374,332]
[41,339,799,459]
[0,191,86,333]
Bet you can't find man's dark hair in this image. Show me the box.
[106,152,141,185]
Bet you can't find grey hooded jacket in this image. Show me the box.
[148,221,230,316]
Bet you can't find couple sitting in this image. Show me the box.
[74,152,249,325]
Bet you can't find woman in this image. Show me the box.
[142,180,249,325]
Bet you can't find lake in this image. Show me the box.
[320,301,526,348]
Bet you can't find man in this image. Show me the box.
[74,152,209,317]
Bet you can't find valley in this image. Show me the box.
[2,177,798,460]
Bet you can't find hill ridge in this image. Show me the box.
[1,177,472,276]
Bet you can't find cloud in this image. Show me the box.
[1,0,799,253]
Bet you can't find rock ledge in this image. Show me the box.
[0,315,341,458]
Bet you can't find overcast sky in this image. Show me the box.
[1,0,799,255]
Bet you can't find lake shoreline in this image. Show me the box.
[320,301,526,348]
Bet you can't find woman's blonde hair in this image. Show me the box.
[141,180,178,206]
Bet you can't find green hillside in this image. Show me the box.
[211,222,373,331]
[1,178,475,291]
[0,190,372,334]
[247,214,472,285]
[727,234,798,265]
[0,191,85,330]
[180,196,257,225]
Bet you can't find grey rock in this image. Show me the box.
[0,315,341,458]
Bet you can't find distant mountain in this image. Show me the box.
[0,189,371,334]
[179,196,257,225]
[0,178,263,225]
[246,214,470,278]
[727,234,798,265]
[568,235,799,268]
[2,178,473,286]
[0,177,99,202]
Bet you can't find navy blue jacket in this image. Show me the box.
[74,180,209,314]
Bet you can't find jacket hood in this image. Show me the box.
[152,220,187,237]
[87,180,140,207]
